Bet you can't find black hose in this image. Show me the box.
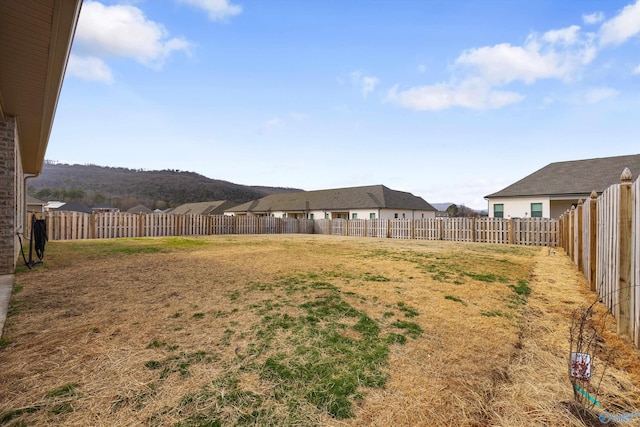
[30,218,47,262]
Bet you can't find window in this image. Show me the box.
[402,213,406,219]
[370,213,376,219]
[494,204,504,218]
[325,213,329,219]
[352,213,358,219]
[310,213,314,220]
[394,213,398,219]
[531,203,543,218]
[421,213,424,219]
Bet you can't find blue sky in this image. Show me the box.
[49,0,640,209]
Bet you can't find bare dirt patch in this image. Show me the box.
[1,235,638,426]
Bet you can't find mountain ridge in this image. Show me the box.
[28,162,301,210]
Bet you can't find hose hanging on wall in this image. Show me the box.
[19,214,47,269]
[30,216,47,264]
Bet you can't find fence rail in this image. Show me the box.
[30,211,558,247]
[559,168,639,348]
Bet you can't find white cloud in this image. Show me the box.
[599,0,640,45]
[456,28,595,86]
[542,25,581,45]
[390,22,599,112]
[75,1,191,69]
[583,87,619,104]
[67,55,113,83]
[386,81,523,111]
[583,12,605,25]
[634,64,640,74]
[350,71,380,97]
[177,0,242,21]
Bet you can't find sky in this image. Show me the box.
[48,0,640,209]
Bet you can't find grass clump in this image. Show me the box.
[390,320,423,339]
[444,295,466,305]
[481,310,512,318]
[465,272,507,283]
[509,278,531,296]
[46,383,78,399]
[396,301,419,318]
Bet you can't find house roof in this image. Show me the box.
[167,200,238,216]
[58,202,92,214]
[485,154,640,199]
[0,1,82,174]
[127,204,153,214]
[226,185,436,213]
[26,195,45,205]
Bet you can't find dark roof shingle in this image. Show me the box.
[226,185,435,212]
[486,154,640,198]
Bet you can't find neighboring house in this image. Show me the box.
[26,196,45,214]
[44,201,66,212]
[92,203,119,214]
[167,200,238,216]
[225,185,437,220]
[58,202,92,214]
[485,154,640,219]
[128,204,153,214]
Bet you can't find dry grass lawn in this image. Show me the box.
[0,234,639,426]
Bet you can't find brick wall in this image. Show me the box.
[0,117,21,275]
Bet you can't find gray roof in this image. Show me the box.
[226,185,436,213]
[168,200,238,216]
[486,154,640,199]
[26,195,45,205]
[58,202,92,213]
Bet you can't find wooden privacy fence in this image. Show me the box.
[32,211,558,246]
[559,168,640,348]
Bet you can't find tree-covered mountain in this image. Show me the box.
[28,161,302,210]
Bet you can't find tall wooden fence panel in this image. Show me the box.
[414,218,440,240]
[389,219,412,239]
[37,213,558,247]
[209,215,235,235]
[475,218,509,244]
[633,177,640,346]
[367,219,388,238]
[331,219,347,236]
[236,217,258,234]
[313,219,331,235]
[560,168,639,347]
[347,219,366,237]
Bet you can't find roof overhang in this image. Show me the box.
[0,0,82,174]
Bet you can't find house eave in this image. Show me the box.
[0,1,83,174]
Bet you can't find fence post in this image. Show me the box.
[438,218,443,240]
[90,213,96,239]
[138,214,144,238]
[508,218,514,245]
[471,217,476,242]
[387,219,391,238]
[589,191,597,292]
[577,199,584,273]
[618,168,633,338]
[569,205,575,261]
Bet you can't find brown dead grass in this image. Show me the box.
[0,235,639,426]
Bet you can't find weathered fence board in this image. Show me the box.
[35,213,558,247]
[560,168,639,348]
